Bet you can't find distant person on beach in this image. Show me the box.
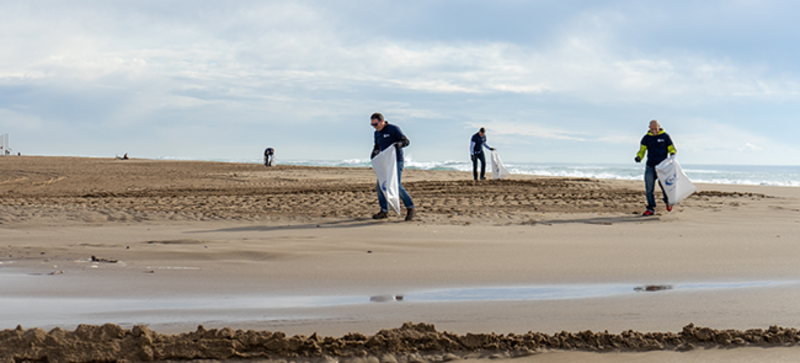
[264,147,275,167]
[470,127,495,181]
[123,153,129,160]
[635,119,676,216]
[369,112,416,221]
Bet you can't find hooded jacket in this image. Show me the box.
[637,128,676,167]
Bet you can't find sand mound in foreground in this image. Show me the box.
[3,322,799,363]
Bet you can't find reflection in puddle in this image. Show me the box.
[369,295,404,302]
[375,281,785,303]
[402,284,631,302]
[634,285,673,292]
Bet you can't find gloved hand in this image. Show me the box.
[371,149,380,159]
[634,156,641,163]
[489,147,496,151]
[394,141,404,148]
[470,154,476,162]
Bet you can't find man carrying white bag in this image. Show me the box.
[369,113,416,221]
[635,119,696,216]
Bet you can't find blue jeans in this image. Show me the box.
[644,165,668,211]
[376,160,415,212]
[472,152,486,180]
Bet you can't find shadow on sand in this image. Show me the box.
[534,215,660,225]
[188,218,405,233]
[190,214,659,234]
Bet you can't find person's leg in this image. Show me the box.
[375,180,388,212]
[396,161,414,209]
[472,155,479,180]
[644,165,657,211]
[658,177,669,205]
[397,161,416,221]
[479,152,486,180]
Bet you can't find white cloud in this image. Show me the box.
[672,118,800,164]
[739,143,763,152]
[4,2,799,108]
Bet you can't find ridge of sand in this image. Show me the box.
[3,322,800,363]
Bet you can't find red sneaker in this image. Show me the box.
[642,210,654,216]
[666,204,673,212]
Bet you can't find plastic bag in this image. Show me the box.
[371,147,401,215]
[655,155,697,205]
[491,150,511,179]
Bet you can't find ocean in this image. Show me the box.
[156,157,800,187]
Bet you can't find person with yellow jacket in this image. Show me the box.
[635,120,677,216]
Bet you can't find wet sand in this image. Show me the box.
[2,156,800,362]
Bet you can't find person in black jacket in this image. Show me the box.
[264,147,275,167]
[470,127,495,181]
[635,120,677,216]
[370,112,416,221]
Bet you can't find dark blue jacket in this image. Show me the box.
[372,123,410,162]
[637,129,675,167]
[470,133,492,155]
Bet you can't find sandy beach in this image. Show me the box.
[2,156,800,362]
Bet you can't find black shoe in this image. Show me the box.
[405,208,416,221]
[479,177,486,180]
[372,211,388,220]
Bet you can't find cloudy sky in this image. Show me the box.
[1,0,799,165]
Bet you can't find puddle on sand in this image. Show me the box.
[372,281,791,303]
[0,280,796,331]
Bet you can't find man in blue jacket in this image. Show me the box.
[635,120,677,216]
[470,127,495,181]
[370,112,416,221]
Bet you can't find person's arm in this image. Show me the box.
[394,135,410,148]
[635,145,647,162]
[481,135,495,151]
[666,134,676,155]
[393,127,410,148]
[470,141,476,155]
[371,138,380,159]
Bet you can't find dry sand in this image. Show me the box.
[1,156,800,362]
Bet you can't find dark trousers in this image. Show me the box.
[645,165,668,211]
[471,152,486,180]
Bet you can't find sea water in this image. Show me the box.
[156,157,800,187]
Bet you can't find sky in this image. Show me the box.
[1,0,799,165]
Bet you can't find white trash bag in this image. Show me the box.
[371,146,402,215]
[655,155,697,205]
[491,150,511,179]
